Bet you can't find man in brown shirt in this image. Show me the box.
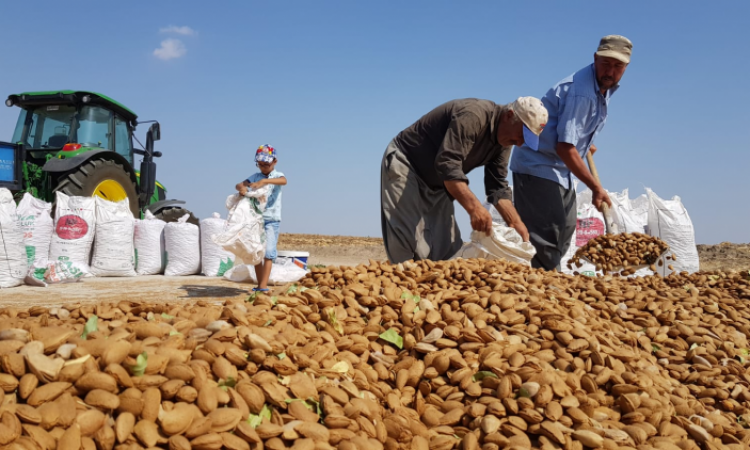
[381,97,548,263]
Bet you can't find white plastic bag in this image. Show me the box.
[482,200,507,226]
[15,193,53,269]
[134,211,166,275]
[164,214,201,276]
[212,187,271,267]
[646,188,700,275]
[452,223,536,266]
[0,188,27,288]
[90,197,136,277]
[224,257,308,285]
[201,213,235,277]
[48,192,96,274]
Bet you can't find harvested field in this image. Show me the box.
[279,233,749,273]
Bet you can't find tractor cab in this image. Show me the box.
[8,91,136,165]
[2,91,197,224]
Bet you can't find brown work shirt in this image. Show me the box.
[393,98,513,205]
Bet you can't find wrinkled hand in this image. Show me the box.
[590,144,597,155]
[509,221,530,242]
[593,186,612,211]
[470,207,493,235]
[249,180,266,190]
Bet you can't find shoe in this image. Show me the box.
[252,287,270,292]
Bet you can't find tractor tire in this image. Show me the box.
[154,207,199,226]
[54,159,139,217]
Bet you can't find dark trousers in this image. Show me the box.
[513,173,577,271]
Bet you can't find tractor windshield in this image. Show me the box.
[12,105,76,149]
[11,104,113,150]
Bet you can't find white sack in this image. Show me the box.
[0,188,27,288]
[134,211,166,275]
[48,192,95,274]
[453,223,536,266]
[212,187,271,267]
[646,188,700,275]
[201,213,235,277]
[482,201,507,226]
[164,214,201,276]
[224,257,308,285]
[90,197,136,277]
[610,189,646,235]
[15,193,53,269]
[42,260,88,285]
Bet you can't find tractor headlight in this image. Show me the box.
[4,99,12,107]
[82,95,91,103]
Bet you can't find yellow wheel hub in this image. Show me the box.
[94,180,128,202]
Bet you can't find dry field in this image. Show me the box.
[3,234,747,307]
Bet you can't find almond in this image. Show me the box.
[208,407,243,433]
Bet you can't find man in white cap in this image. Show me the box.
[510,35,633,271]
[381,97,548,264]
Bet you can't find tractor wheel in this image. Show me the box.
[154,207,199,226]
[54,159,139,217]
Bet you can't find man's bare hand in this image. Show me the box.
[470,207,493,235]
[590,144,597,155]
[238,186,248,196]
[593,186,612,211]
[509,221,530,242]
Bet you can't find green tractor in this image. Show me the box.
[0,90,197,223]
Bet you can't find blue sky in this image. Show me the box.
[1,1,747,245]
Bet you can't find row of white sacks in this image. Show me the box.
[484,185,700,277]
[0,188,306,288]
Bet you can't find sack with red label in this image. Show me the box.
[48,192,96,276]
[561,189,605,276]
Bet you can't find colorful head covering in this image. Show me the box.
[255,144,276,163]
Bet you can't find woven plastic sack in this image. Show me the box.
[212,186,271,267]
[646,188,700,275]
[48,192,95,275]
[90,197,136,277]
[15,193,53,269]
[134,211,166,275]
[453,223,536,266]
[0,188,26,288]
[164,214,201,276]
[201,213,235,277]
[224,257,307,286]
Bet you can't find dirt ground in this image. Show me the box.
[3,233,747,307]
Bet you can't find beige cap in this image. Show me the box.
[596,35,633,64]
[511,97,548,136]
[511,97,548,150]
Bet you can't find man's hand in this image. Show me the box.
[508,221,530,242]
[238,186,248,196]
[470,207,493,235]
[590,144,597,155]
[592,186,612,211]
[249,179,267,190]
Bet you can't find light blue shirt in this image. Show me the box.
[510,64,619,189]
[246,169,284,222]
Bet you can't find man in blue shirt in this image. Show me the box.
[510,35,633,270]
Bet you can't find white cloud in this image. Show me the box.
[160,25,196,36]
[153,38,187,60]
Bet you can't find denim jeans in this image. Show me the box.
[264,221,280,261]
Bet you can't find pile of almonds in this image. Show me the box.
[0,258,750,450]
[567,233,672,275]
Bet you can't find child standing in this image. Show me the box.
[235,144,287,292]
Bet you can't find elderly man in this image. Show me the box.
[510,35,633,271]
[381,97,548,264]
